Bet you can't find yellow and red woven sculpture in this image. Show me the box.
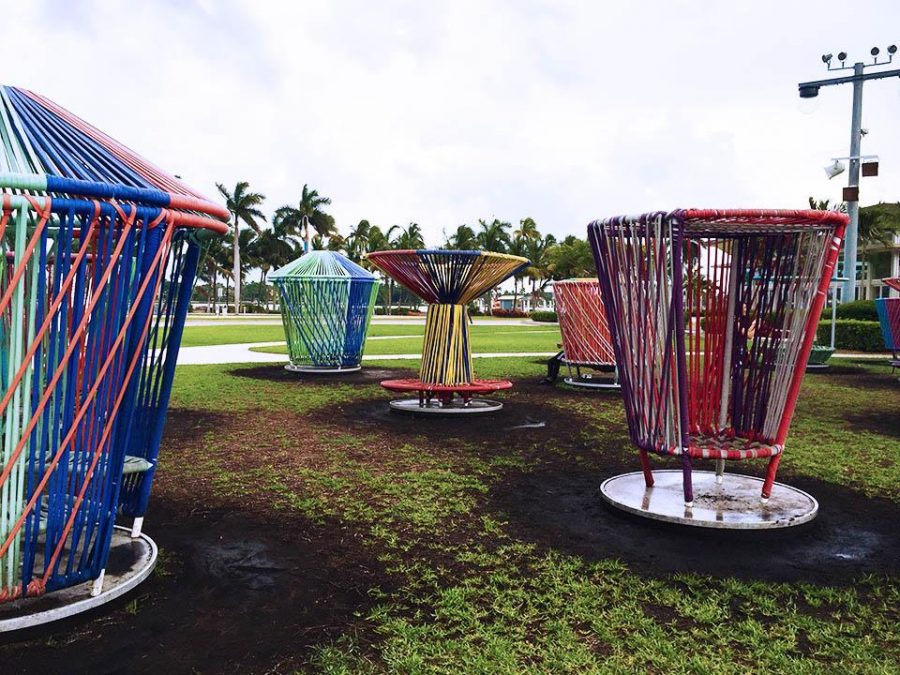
[365,249,528,412]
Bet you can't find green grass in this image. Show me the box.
[162,355,900,672]
[180,322,426,347]
[250,327,561,356]
[180,321,554,348]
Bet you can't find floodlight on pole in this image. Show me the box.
[824,160,845,179]
[798,45,900,303]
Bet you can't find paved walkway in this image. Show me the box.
[184,315,536,327]
[175,341,558,366]
[174,341,889,367]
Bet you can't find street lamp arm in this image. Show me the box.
[798,67,900,94]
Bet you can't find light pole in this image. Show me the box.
[798,45,899,303]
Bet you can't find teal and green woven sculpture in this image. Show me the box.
[271,251,378,372]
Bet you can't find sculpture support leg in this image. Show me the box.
[681,453,693,507]
[639,449,654,487]
[761,454,781,502]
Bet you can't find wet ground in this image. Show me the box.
[0,364,897,672]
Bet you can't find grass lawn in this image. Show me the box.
[6,353,897,673]
[179,322,435,347]
[181,321,562,355]
[252,327,561,356]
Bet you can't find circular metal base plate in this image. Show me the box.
[563,377,621,390]
[805,363,830,371]
[285,364,361,374]
[0,526,157,632]
[600,470,818,529]
[389,398,504,415]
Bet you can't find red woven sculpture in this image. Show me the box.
[554,278,618,389]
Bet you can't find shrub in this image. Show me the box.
[816,320,885,352]
[374,307,424,316]
[530,310,558,323]
[835,300,879,321]
[492,308,529,318]
[467,303,484,317]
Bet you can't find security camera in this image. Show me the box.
[860,128,869,136]
[871,47,881,57]
[838,51,848,61]
[824,160,846,179]
[889,45,898,55]
[822,53,833,64]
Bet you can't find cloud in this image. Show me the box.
[4,0,900,246]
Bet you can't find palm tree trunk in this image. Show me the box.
[261,268,268,310]
[388,279,394,316]
[212,268,218,312]
[232,219,241,315]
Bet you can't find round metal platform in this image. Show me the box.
[389,398,503,415]
[285,364,361,374]
[805,363,830,372]
[0,526,157,632]
[600,470,818,529]
[563,376,621,390]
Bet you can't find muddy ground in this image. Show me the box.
[0,364,897,673]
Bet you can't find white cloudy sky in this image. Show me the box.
[4,0,900,245]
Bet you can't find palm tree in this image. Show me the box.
[476,219,511,314]
[858,202,900,247]
[384,223,426,313]
[248,227,295,308]
[476,218,511,253]
[319,232,346,252]
[445,224,478,250]
[198,235,231,312]
[216,181,266,315]
[526,234,556,307]
[238,228,260,295]
[274,184,336,251]
[507,235,529,310]
[514,217,540,242]
[388,222,426,250]
[547,235,593,281]
[344,219,373,262]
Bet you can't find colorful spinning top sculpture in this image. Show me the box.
[0,85,227,628]
[554,278,619,389]
[876,277,900,371]
[270,251,378,373]
[589,209,847,529]
[365,249,529,413]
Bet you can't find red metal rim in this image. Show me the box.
[380,378,513,394]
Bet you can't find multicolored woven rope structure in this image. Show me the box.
[270,251,378,371]
[365,250,528,408]
[0,85,226,602]
[876,277,900,369]
[589,209,847,505]
[553,278,618,388]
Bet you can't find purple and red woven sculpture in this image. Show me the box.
[876,277,900,370]
[589,209,847,505]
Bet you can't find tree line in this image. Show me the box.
[204,181,599,314]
